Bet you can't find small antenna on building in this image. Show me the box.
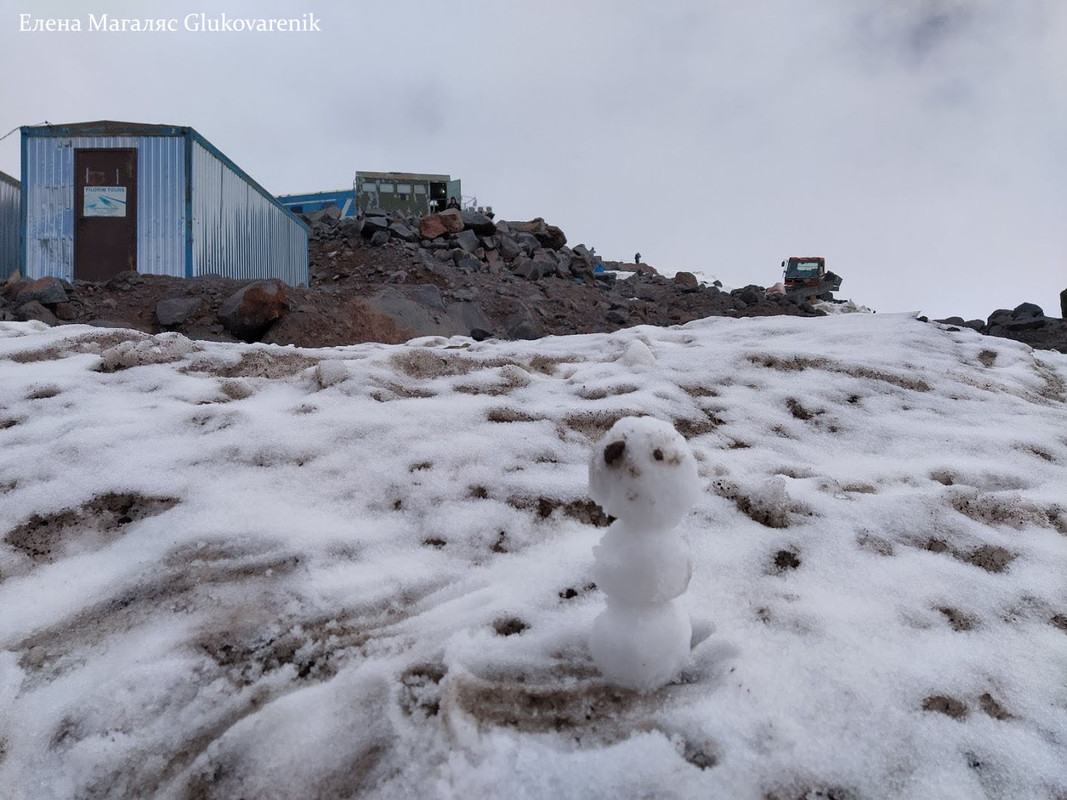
[0,122,50,142]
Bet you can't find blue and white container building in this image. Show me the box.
[276,189,356,218]
[21,121,308,285]
[0,169,19,276]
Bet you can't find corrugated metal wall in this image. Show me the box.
[191,141,308,287]
[22,135,186,281]
[0,172,19,276]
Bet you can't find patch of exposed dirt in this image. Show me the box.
[506,495,614,527]
[446,665,660,742]
[4,492,179,563]
[922,695,968,719]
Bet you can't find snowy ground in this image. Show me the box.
[1,313,1065,800]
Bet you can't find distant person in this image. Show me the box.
[634,252,641,264]
[446,196,460,210]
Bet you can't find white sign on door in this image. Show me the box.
[84,186,127,217]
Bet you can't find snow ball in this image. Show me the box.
[590,600,691,693]
[589,417,701,531]
[593,528,691,604]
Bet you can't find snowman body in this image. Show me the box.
[587,417,701,693]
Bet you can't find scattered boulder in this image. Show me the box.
[506,218,567,250]
[389,222,417,243]
[362,215,391,236]
[455,230,481,254]
[1061,288,1066,319]
[732,285,763,306]
[218,280,290,342]
[437,209,465,234]
[496,236,522,262]
[370,230,391,247]
[460,210,497,236]
[155,297,202,327]
[419,215,449,240]
[14,276,68,307]
[674,272,698,290]
[1012,302,1043,320]
[14,300,57,325]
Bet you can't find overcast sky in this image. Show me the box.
[2,0,1064,319]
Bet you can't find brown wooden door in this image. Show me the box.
[74,148,137,281]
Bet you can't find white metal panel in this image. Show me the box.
[22,135,186,280]
[0,172,20,277]
[190,141,307,286]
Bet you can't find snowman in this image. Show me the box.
[587,416,701,693]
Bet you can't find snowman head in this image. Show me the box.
[588,416,701,531]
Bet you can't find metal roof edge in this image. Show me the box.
[276,189,354,200]
[356,171,451,182]
[0,169,19,188]
[21,120,187,137]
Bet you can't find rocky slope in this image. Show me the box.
[2,206,1065,353]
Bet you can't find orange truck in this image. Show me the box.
[781,257,842,301]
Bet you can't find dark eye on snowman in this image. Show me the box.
[604,440,626,465]
[653,448,663,461]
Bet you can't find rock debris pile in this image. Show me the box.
[1,204,1065,353]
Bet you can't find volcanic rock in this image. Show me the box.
[15,277,68,307]
[218,280,290,342]
[14,300,57,325]
[460,210,497,236]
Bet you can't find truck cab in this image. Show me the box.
[781,256,842,300]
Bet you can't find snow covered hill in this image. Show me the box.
[1,313,1065,799]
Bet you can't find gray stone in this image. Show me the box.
[460,210,497,236]
[456,256,482,273]
[1061,288,1067,318]
[156,297,201,327]
[338,217,364,238]
[15,276,68,307]
[1012,302,1043,319]
[470,328,493,341]
[505,218,566,250]
[455,229,481,253]
[362,215,391,235]
[986,309,1013,327]
[370,230,391,247]
[530,257,556,280]
[605,310,629,325]
[963,319,984,331]
[497,236,522,262]
[1006,315,1048,332]
[14,300,57,325]
[734,287,762,306]
[511,256,542,281]
[389,222,417,243]
[514,232,540,255]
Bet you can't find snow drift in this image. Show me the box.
[0,313,1065,799]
